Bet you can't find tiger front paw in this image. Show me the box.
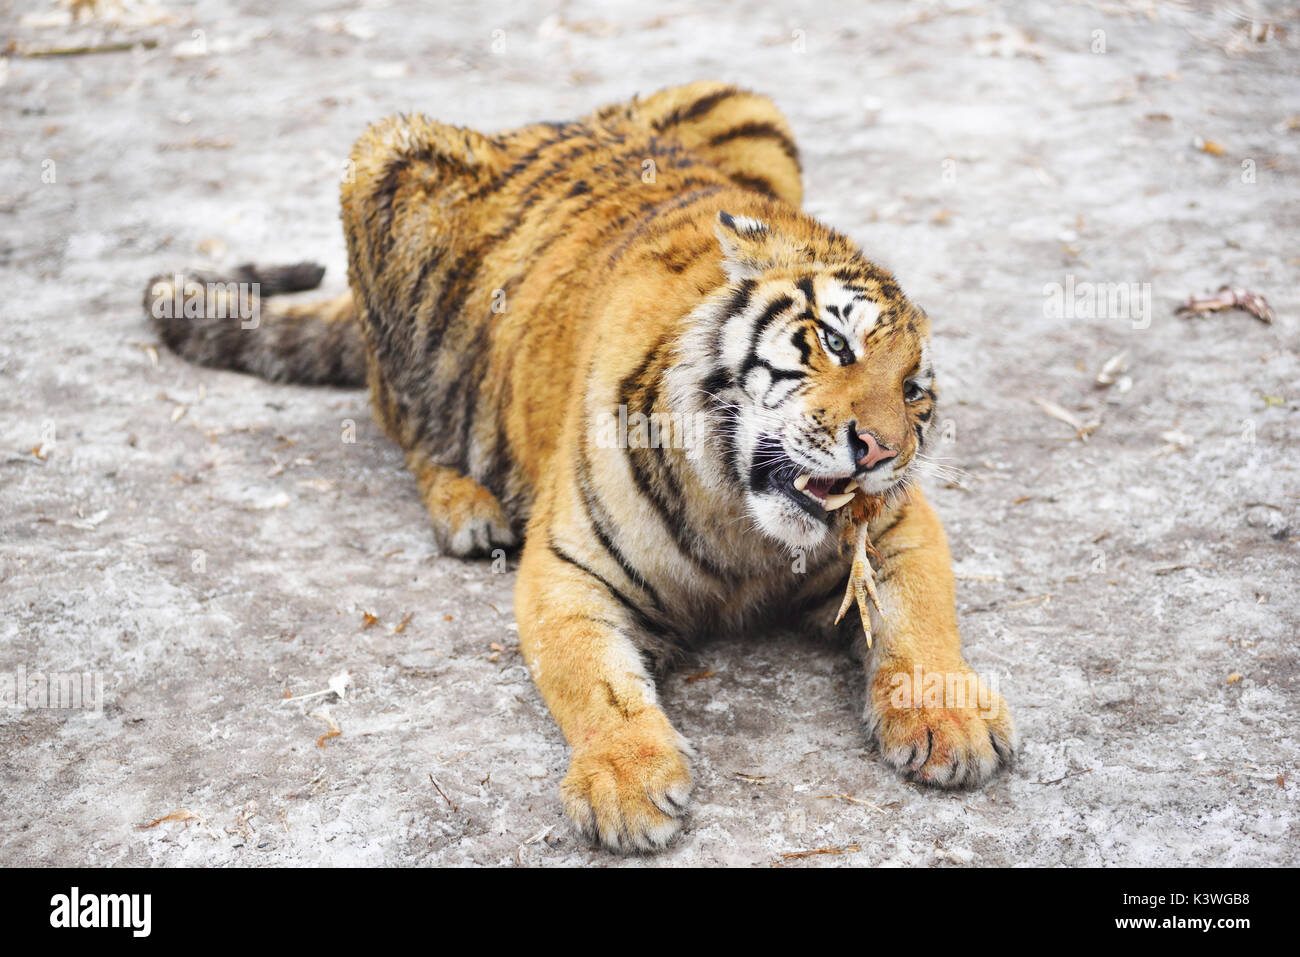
[561,715,693,854]
[865,660,1016,788]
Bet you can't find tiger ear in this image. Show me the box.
[715,210,776,281]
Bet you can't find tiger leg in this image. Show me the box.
[406,449,516,558]
[858,488,1016,787]
[515,533,691,853]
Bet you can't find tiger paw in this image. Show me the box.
[430,490,516,557]
[411,457,517,557]
[865,661,1016,788]
[561,716,693,853]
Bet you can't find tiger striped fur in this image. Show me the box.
[145,82,1015,853]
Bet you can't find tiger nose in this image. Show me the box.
[850,429,898,471]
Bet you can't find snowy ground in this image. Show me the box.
[1,0,1297,867]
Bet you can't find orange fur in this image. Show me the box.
[147,82,1015,852]
[335,83,1016,846]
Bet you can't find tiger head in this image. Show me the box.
[687,210,937,551]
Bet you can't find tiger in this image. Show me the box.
[145,81,1016,853]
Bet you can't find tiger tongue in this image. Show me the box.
[792,474,857,507]
[805,477,839,499]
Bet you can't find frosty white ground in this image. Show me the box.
[0,0,1296,866]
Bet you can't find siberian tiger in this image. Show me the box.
[146,82,1015,853]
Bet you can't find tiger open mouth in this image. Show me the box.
[753,437,857,523]
[774,470,858,521]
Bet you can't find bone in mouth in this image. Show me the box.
[833,492,897,648]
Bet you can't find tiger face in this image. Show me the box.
[702,211,936,550]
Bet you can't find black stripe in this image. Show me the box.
[651,88,739,132]
[726,172,779,198]
[547,538,663,635]
[747,360,805,383]
[740,294,794,379]
[477,400,515,512]
[620,342,734,581]
[791,325,813,365]
[408,248,445,320]
[721,419,742,484]
[650,238,715,273]
[463,123,586,203]
[371,139,481,257]
[576,423,664,610]
[370,159,406,258]
[581,481,665,611]
[875,509,906,540]
[424,151,724,470]
[723,278,756,318]
[700,367,743,484]
[414,142,635,457]
[707,121,801,167]
[496,167,712,299]
[796,276,816,309]
[446,175,721,468]
[439,147,662,456]
[603,183,730,270]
